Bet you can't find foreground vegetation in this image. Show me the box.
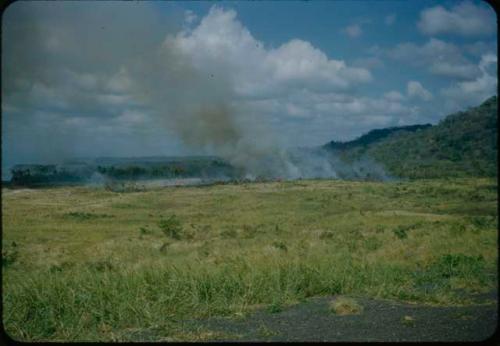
[2,178,497,341]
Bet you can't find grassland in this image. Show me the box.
[2,178,497,341]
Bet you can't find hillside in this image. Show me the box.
[324,124,432,150]
[324,96,498,179]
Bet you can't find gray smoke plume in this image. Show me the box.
[122,30,323,180]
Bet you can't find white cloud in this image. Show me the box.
[384,90,405,101]
[407,81,433,101]
[418,1,496,37]
[429,61,483,80]
[247,88,420,141]
[107,67,133,93]
[343,24,363,38]
[385,14,396,26]
[389,38,481,80]
[184,10,198,25]
[171,6,372,100]
[441,53,497,110]
[165,7,440,144]
[463,41,497,57]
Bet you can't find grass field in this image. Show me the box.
[2,178,498,341]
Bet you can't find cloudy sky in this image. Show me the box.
[2,0,497,174]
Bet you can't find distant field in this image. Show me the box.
[2,178,498,341]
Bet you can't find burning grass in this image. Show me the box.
[2,177,497,341]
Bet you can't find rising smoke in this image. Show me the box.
[122,11,346,180]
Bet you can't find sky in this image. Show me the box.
[2,0,497,175]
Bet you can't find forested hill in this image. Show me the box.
[324,96,498,179]
[324,124,432,150]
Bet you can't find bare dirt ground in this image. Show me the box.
[184,290,498,342]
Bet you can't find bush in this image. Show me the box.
[220,229,237,238]
[393,226,408,239]
[2,248,18,267]
[158,215,183,240]
[319,230,335,240]
[467,216,496,230]
[431,254,485,279]
[271,241,288,252]
[267,299,284,313]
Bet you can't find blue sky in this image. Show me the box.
[2,0,497,175]
[164,0,496,100]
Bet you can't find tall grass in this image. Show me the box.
[4,249,494,341]
[2,178,497,341]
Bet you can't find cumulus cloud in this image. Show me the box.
[441,53,497,110]
[242,87,422,145]
[343,24,363,38]
[170,6,372,101]
[384,91,405,101]
[418,1,496,37]
[463,40,497,57]
[389,38,481,80]
[184,10,198,25]
[428,61,483,80]
[407,81,433,101]
[166,7,425,146]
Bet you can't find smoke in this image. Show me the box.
[121,21,315,180]
[117,6,390,180]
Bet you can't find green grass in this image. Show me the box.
[2,178,498,341]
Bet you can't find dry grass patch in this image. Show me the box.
[329,296,363,315]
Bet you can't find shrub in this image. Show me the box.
[2,248,18,267]
[467,216,496,230]
[220,229,237,238]
[139,227,151,235]
[319,230,335,240]
[431,254,485,279]
[393,227,407,239]
[158,215,183,240]
[64,212,94,220]
[271,241,288,252]
[267,299,284,313]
